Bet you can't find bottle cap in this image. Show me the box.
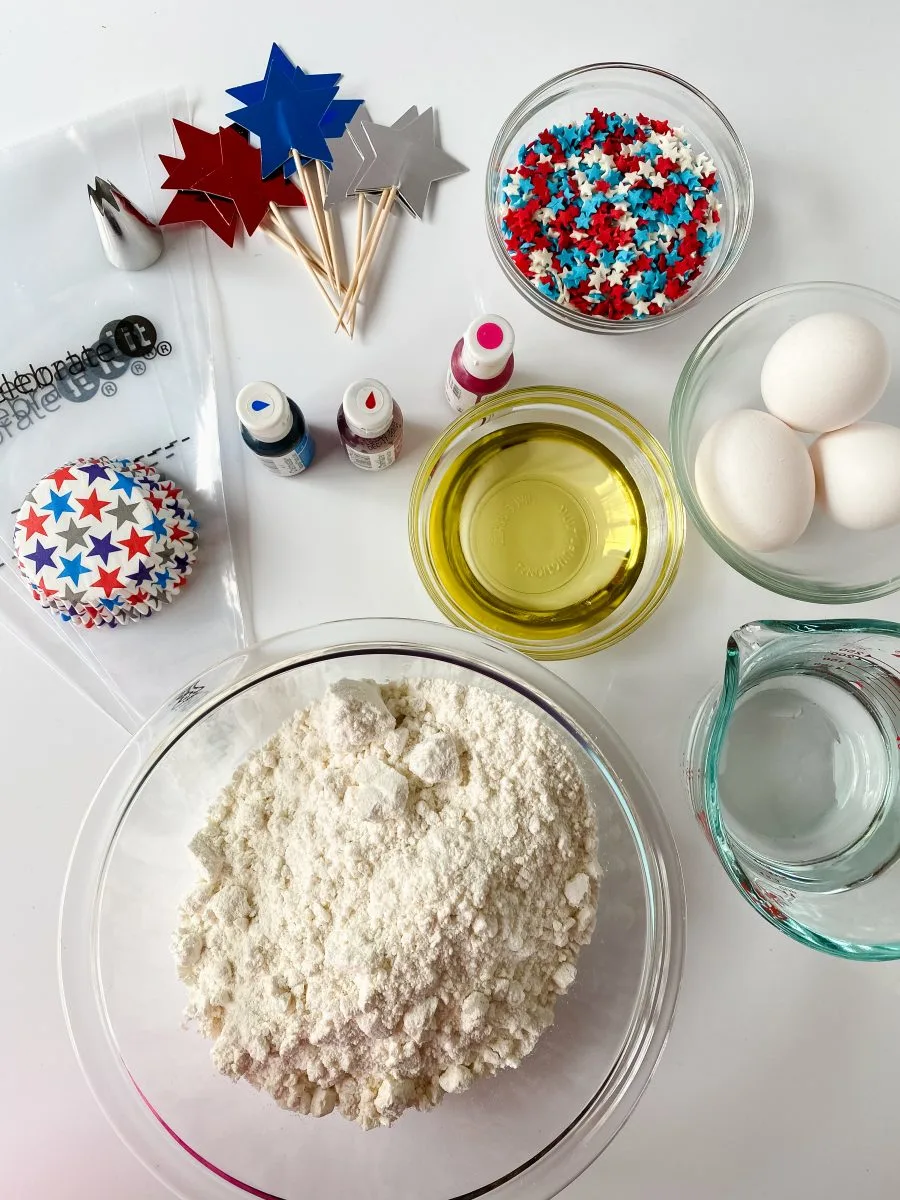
[342,379,393,438]
[461,315,514,380]
[236,381,293,443]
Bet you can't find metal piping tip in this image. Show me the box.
[88,177,164,271]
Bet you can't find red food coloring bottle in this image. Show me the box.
[337,379,403,472]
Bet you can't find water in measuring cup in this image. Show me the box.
[717,672,891,865]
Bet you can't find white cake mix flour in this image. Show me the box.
[174,677,599,1129]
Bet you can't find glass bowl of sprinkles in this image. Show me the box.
[409,386,685,657]
[486,63,753,332]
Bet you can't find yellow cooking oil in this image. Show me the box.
[428,422,647,640]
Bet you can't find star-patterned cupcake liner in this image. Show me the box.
[13,457,198,630]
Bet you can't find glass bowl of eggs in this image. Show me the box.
[670,281,900,602]
[485,63,753,333]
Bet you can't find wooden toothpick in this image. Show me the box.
[335,187,395,331]
[349,193,366,335]
[335,187,397,331]
[294,152,336,289]
[268,203,351,335]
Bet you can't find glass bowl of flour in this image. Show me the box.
[60,618,684,1200]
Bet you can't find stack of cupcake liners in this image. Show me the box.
[13,456,198,629]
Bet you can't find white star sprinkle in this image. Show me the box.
[649,172,667,189]
[632,299,651,317]
[589,265,609,289]
[622,170,642,187]
[637,158,656,178]
[529,247,554,274]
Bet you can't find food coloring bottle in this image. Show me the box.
[236,381,316,477]
[337,379,403,471]
[445,315,515,413]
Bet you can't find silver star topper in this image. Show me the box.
[395,107,467,219]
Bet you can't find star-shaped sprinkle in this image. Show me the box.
[118,527,152,560]
[24,540,57,574]
[16,506,49,542]
[56,520,91,552]
[58,551,92,586]
[86,531,119,566]
[41,488,75,521]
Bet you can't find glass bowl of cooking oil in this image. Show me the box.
[410,386,684,658]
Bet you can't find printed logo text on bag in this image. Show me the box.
[0,315,171,444]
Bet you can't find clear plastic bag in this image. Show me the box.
[0,91,250,730]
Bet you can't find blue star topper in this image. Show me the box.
[227,45,346,174]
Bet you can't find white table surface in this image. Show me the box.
[3,2,900,1197]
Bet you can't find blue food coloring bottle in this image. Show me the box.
[236,381,316,477]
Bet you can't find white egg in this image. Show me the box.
[694,409,815,553]
[809,421,900,531]
[760,312,890,433]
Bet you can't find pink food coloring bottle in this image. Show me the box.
[445,315,515,414]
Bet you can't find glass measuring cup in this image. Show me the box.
[684,620,900,959]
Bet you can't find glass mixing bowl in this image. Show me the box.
[485,63,753,334]
[60,619,685,1200]
[409,388,685,658]
[670,281,900,602]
